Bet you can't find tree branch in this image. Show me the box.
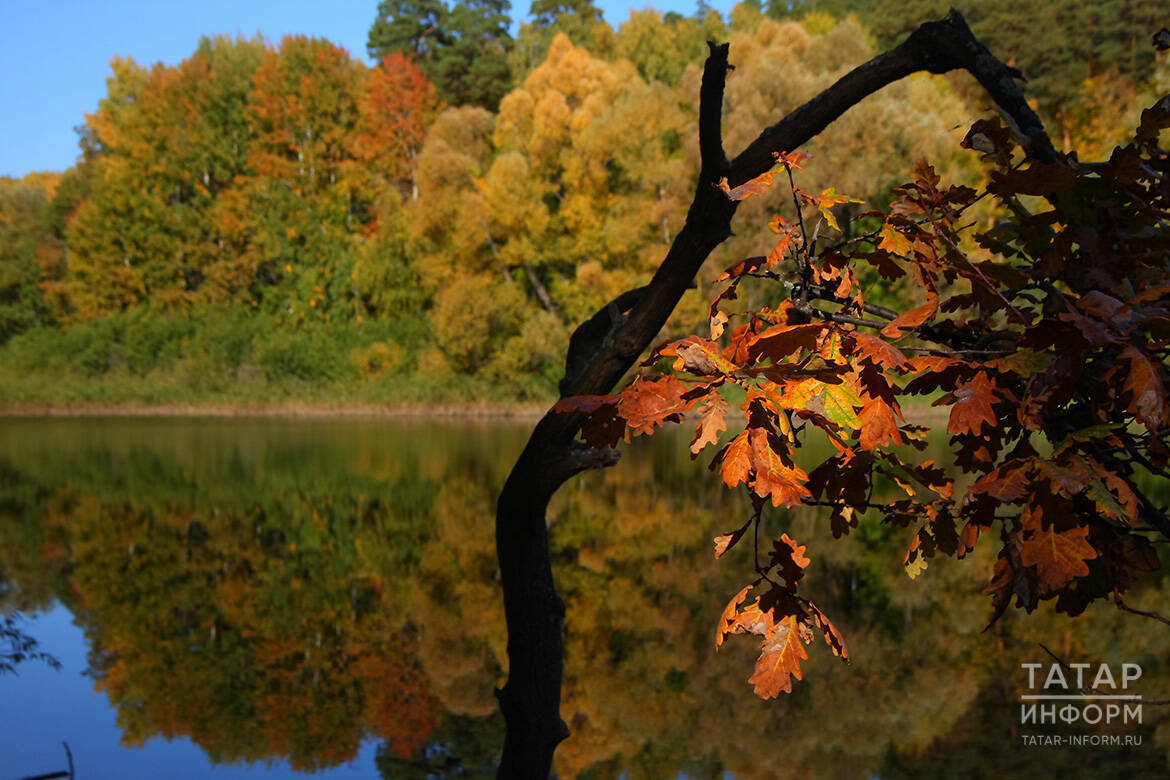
[494,11,1064,776]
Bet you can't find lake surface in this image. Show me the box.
[0,416,1166,779]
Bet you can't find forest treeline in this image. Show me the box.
[1,0,1166,405]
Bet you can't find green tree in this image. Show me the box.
[0,175,60,341]
[367,0,514,109]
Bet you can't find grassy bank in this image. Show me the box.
[0,306,561,413]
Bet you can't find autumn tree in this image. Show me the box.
[494,9,1170,778]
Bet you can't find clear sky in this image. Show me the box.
[1,0,733,178]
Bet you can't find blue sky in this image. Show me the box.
[1,0,733,178]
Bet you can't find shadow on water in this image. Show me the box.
[0,416,1167,778]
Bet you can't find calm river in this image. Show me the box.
[0,416,1165,779]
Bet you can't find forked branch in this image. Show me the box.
[494,10,1060,778]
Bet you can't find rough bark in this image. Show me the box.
[493,11,1059,778]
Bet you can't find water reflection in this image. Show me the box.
[0,416,1166,778]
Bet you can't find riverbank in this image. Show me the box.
[0,401,548,419]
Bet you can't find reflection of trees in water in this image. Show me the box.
[0,419,1166,777]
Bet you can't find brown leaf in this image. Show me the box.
[690,393,730,458]
[1021,520,1097,592]
[880,292,938,338]
[620,375,697,437]
[666,336,740,376]
[711,430,753,489]
[957,521,981,558]
[806,601,849,661]
[851,332,910,371]
[716,585,754,648]
[719,170,779,201]
[747,323,827,364]
[829,504,857,539]
[551,394,620,415]
[580,403,625,449]
[749,614,808,698]
[713,521,750,558]
[1121,345,1165,430]
[552,394,624,447]
[947,371,998,436]
[749,428,811,507]
[768,533,810,589]
[857,399,901,450]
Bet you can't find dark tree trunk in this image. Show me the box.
[493,11,1058,778]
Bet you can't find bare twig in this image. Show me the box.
[1114,594,1170,628]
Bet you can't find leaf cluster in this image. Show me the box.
[561,99,1170,697]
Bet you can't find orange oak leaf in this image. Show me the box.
[746,323,826,363]
[877,223,914,256]
[665,336,740,376]
[711,430,753,489]
[1021,523,1097,592]
[620,375,696,437]
[716,585,754,648]
[749,614,808,698]
[880,292,939,338]
[718,595,775,649]
[690,393,730,458]
[857,398,901,450]
[851,332,910,371]
[713,521,749,558]
[710,309,729,340]
[749,428,811,507]
[775,150,810,169]
[965,460,1032,504]
[806,601,849,661]
[714,255,767,283]
[719,170,779,201]
[776,377,823,410]
[1121,345,1165,429]
[947,371,998,436]
[769,533,810,588]
[767,224,800,267]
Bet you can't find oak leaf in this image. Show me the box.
[857,398,901,450]
[880,293,939,338]
[851,332,910,371]
[711,430,753,489]
[690,393,730,458]
[877,223,913,257]
[620,375,696,437]
[768,533,810,588]
[947,371,998,436]
[713,520,750,558]
[716,585,755,648]
[719,170,778,201]
[1121,345,1165,430]
[806,601,849,660]
[746,323,826,364]
[1021,520,1097,592]
[749,428,810,507]
[749,614,808,698]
